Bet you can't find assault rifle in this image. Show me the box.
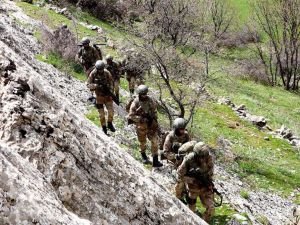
[95,83,120,105]
[187,169,223,207]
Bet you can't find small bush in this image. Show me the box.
[238,60,270,85]
[217,28,260,48]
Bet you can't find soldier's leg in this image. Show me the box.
[199,187,215,223]
[105,97,115,132]
[137,127,151,164]
[175,180,185,200]
[96,96,107,134]
[148,132,163,167]
[129,76,135,95]
[137,127,147,154]
[187,190,198,212]
[114,79,120,100]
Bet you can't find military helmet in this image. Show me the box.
[137,85,149,95]
[173,118,186,130]
[193,142,210,157]
[95,60,105,70]
[106,55,113,61]
[81,37,90,45]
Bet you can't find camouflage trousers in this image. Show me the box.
[185,178,214,223]
[135,122,158,156]
[114,78,120,97]
[175,179,185,199]
[96,95,114,126]
[126,75,143,92]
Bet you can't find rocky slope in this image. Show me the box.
[0,1,207,224]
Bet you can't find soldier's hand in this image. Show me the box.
[88,84,97,91]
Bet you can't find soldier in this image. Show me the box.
[87,60,115,135]
[76,37,102,78]
[177,142,215,222]
[127,85,163,167]
[105,55,121,103]
[123,56,144,96]
[162,118,190,165]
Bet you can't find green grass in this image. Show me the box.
[35,52,86,81]
[240,189,250,200]
[196,201,238,225]
[208,76,300,136]
[192,101,300,197]
[231,0,251,25]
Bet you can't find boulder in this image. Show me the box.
[248,115,267,127]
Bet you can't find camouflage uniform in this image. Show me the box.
[106,60,121,101]
[77,46,101,77]
[177,146,214,222]
[125,68,144,95]
[128,96,159,155]
[87,68,114,127]
[163,130,190,165]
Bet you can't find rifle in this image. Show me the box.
[187,169,223,207]
[95,83,120,105]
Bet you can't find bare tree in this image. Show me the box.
[253,0,300,90]
[125,0,210,127]
[209,0,234,39]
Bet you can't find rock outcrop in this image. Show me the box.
[0,2,206,225]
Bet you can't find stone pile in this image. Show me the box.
[218,97,267,128]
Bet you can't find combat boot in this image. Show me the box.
[107,122,116,132]
[102,126,108,135]
[116,94,120,103]
[152,155,163,167]
[141,152,151,164]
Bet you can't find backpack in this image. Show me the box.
[178,141,197,156]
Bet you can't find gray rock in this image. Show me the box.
[248,115,267,127]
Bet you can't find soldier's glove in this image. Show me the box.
[88,84,97,91]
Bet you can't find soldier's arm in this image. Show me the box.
[106,70,114,92]
[151,99,158,120]
[75,48,83,63]
[177,158,188,181]
[207,155,214,182]
[87,71,96,90]
[163,134,176,160]
[128,101,142,123]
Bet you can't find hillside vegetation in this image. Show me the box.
[15,0,300,224]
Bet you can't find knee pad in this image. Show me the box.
[186,196,197,205]
[96,104,104,109]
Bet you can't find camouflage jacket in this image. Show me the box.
[163,131,190,161]
[87,68,113,96]
[106,61,121,80]
[77,46,100,70]
[177,152,214,186]
[128,96,157,125]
